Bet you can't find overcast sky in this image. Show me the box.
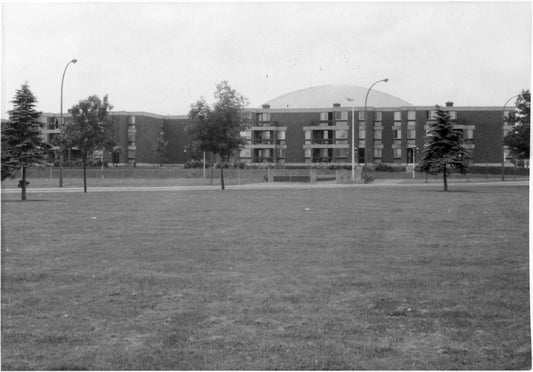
[1,1,531,118]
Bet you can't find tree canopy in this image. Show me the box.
[416,105,470,191]
[1,83,50,200]
[503,90,530,164]
[187,81,250,189]
[65,94,114,192]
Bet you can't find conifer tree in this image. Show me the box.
[416,105,470,191]
[1,83,50,200]
[503,90,530,165]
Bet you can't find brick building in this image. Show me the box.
[38,85,518,167]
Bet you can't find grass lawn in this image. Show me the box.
[1,185,530,370]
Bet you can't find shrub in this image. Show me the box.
[184,160,209,169]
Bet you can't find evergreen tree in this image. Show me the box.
[416,105,470,191]
[1,83,50,200]
[154,137,168,167]
[65,94,114,192]
[187,81,250,190]
[503,90,530,165]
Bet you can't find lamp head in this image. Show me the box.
[72,59,78,64]
[383,78,389,82]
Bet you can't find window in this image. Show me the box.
[407,128,416,139]
[277,130,286,143]
[278,148,286,158]
[335,111,348,120]
[393,129,402,140]
[394,111,402,121]
[427,110,437,120]
[358,111,365,121]
[305,130,311,143]
[375,112,382,122]
[240,148,251,158]
[334,148,348,158]
[465,129,474,139]
[359,127,366,139]
[373,148,382,158]
[393,148,401,158]
[374,129,382,140]
[320,112,329,121]
[449,111,457,120]
[304,149,311,158]
[128,149,136,158]
[407,111,416,120]
[336,130,348,139]
[257,112,270,122]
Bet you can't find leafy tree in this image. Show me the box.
[187,81,250,190]
[504,90,530,165]
[65,94,114,192]
[1,83,50,200]
[416,105,470,191]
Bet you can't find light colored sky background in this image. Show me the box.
[1,1,531,118]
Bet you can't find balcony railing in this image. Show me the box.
[311,157,333,163]
[251,139,286,145]
[253,157,273,163]
[252,139,273,144]
[310,120,334,126]
[254,121,279,127]
[312,138,334,144]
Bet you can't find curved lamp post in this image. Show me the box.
[501,94,519,181]
[59,58,78,188]
[363,78,388,182]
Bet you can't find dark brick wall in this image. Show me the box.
[274,112,319,163]
[163,118,189,164]
[134,115,164,163]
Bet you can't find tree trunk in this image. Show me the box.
[21,166,27,201]
[83,152,88,193]
[443,166,448,191]
[220,163,225,190]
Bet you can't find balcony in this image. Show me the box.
[312,138,334,145]
[253,138,274,145]
[311,120,334,126]
[254,121,279,127]
[253,157,273,163]
[312,157,333,163]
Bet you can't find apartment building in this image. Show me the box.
[37,85,517,167]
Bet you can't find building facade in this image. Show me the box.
[38,85,519,167]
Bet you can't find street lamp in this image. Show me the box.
[363,78,389,182]
[59,58,78,188]
[501,94,519,181]
[410,146,419,180]
[346,97,355,181]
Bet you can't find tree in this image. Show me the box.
[154,137,168,167]
[65,94,114,192]
[187,81,250,190]
[416,105,470,191]
[1,83,50,200]
[504,90,530,165]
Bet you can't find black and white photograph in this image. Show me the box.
[1,1,531,370]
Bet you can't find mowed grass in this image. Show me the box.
[1,185,530,370]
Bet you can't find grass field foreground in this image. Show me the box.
[1,185,530,369]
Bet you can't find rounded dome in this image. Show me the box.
[263,85,412,109]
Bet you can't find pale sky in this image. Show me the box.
[1,1,531,118]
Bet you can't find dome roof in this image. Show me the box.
[263,85,412,109]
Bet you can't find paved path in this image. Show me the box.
[1,180,528,194]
